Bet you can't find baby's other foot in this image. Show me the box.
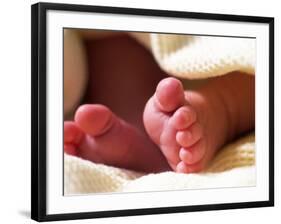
[143,78,226,173]
[64,104,170,172]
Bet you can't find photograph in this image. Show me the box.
[63,29,256,195]
[31,2,274,221]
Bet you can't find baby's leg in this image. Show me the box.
[143,72,255,172]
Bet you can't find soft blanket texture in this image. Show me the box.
[130,33,255,78]
[64,133,255,194]
[64,31,256,195]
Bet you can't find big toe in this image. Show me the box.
[155,77,185,112]
[75,104,114,136]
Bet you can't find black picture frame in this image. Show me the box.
[31,2,274,222]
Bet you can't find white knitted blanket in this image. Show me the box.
[64,32,255,195]
[65,133,255,194]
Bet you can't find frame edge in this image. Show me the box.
[268,17,274,207]
[31,2,48,222]
[30,2,275,221]
[31,3,39,221]
[36,2,273,23]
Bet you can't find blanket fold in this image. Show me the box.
[131,33,255,79]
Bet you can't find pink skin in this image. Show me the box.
[143,78,206,172]
[65,77,204,173]
[64,73,255,173]
[143,72,255,173]
[64,104,170,173]
[64,34,255,173]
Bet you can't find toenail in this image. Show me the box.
[176,161,191,173]
[172,108,196,130]
[177,131,192,142]
[177,110,190,124]
[179,148,193,162]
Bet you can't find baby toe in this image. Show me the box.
[176,123,203,148]
[176,161,193,173]
[64,121,84,145]
[64,121,84,156]
[64,144,78,156]
[170,106,197,130]
[179,140,206,165]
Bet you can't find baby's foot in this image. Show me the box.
[64,104,170,172]
[143,78,228,173]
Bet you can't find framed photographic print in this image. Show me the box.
[31,2,274,222]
